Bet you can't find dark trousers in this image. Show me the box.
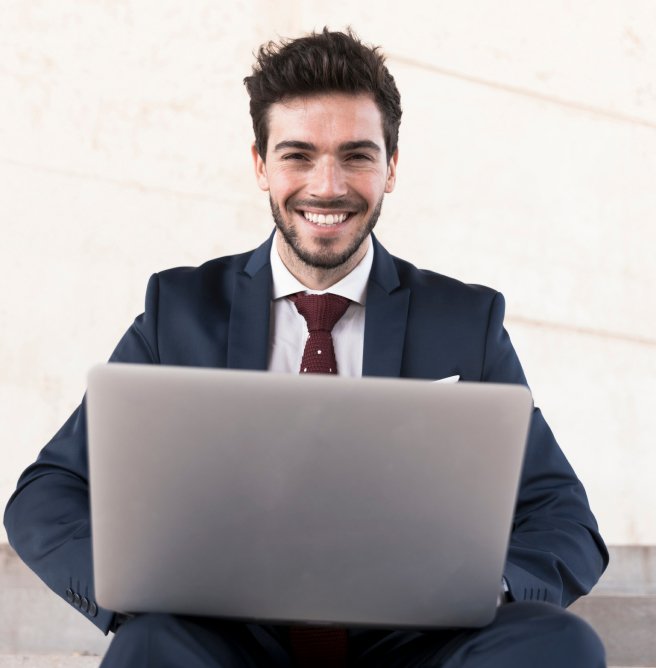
[100,602,606,667]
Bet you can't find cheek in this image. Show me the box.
[357,176,388,202]
[270,176,303,204]
[268,170,293,190]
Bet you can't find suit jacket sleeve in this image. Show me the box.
[3,274,163,634]
[483,292,608,606]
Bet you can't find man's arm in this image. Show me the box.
[3,274,162,633]
[482,292,609,606]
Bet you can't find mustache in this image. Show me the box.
[289,197,366,212]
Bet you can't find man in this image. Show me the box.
[5,28,608,667]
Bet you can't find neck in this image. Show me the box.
[276,236,369,291]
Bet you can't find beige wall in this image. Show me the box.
[1,1,654,545]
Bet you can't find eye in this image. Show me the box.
[282,152,309,161]
[346,153,374,162]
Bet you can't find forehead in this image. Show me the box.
[266,93,385,147]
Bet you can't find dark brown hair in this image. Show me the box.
[244,28,402,161]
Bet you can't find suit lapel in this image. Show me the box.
[362,237,410,377]
[226,235,273,371]
[225,233,410,376]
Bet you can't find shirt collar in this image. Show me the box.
[270,231,373,305]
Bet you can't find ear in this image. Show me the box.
[251,143,269,191]
[384,148,399,193]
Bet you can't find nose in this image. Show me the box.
[308,157,348,200]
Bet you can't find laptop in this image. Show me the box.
[86,363,532,628]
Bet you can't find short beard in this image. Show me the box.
[269,197,383,270]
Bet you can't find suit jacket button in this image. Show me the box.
[73,593,81,608]
[81,597,90,612]
[89,601,98,617]
[65,588,74,603]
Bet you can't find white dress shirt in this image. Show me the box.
[268,233,374,377]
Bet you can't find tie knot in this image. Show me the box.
[288,292,351,332]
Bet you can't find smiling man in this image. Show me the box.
[5,28,608,667]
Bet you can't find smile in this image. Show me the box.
[302,211,351,226]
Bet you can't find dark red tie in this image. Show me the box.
[287,292,351,666]
[288,292,351,375]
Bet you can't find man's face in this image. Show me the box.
[252,93,398,272]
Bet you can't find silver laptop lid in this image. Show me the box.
[87,364,532,628]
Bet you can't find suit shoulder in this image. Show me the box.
[391,254,500,310]
[145,245,270,309]
[156,248,255,285]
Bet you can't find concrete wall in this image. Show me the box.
[1,1,654,545]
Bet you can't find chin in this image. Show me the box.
[290,239,363,270]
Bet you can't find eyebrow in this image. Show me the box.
[339,140,381,153]
[273,140,315,152]
[273,140,382,153]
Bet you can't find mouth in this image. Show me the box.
[299,210,353,227]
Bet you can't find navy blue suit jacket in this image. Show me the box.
[4,234,608,634]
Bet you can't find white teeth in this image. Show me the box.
[303,211,349,225]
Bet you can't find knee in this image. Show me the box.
[556,609,606,666]
[103,613,183,664]
[114,612,178,641]
[508,602,606,667]
[102,613,262,668]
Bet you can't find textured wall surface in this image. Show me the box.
[1,1,655,545]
